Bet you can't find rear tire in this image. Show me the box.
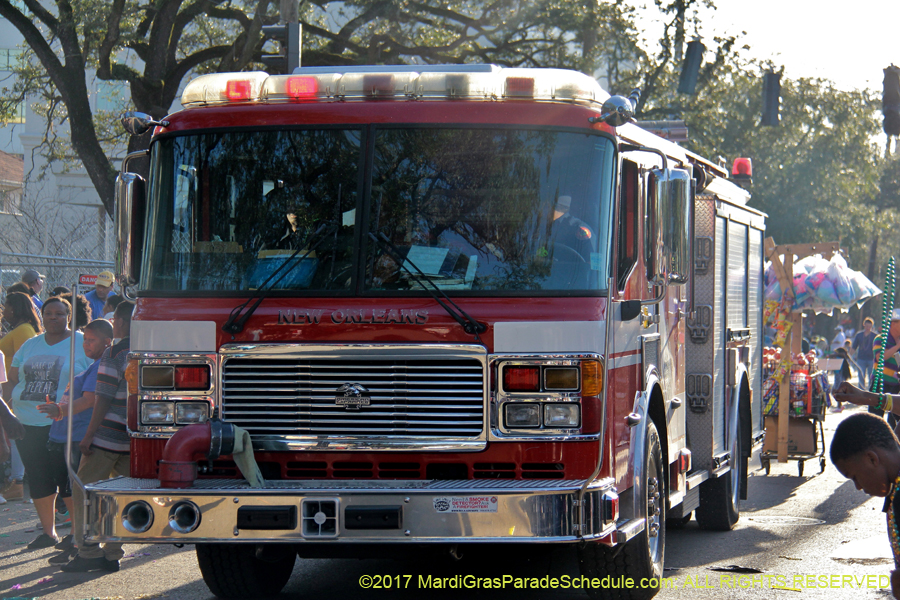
[196,543,295,599]
[579,422,665,599]
[695,415,741,530]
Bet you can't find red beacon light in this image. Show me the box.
[731,157,752,188]
[225,79,254,101]
[505,77,535,98]
[286,76,319,99]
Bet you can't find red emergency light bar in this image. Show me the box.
[286,76,319,98]
[225,80,254,101]
[505,77,535,97]
[182,67,610,107]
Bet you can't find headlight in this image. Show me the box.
[543,404,580,428]
[141,401,174,424]
[176,402,210,424]
[504,403,541,428]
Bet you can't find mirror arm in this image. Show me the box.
[122,149,149,174]
[619,144,667,171]
[641,283,667,306]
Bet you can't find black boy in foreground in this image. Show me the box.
[831,413,900,598]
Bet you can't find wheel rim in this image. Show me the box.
[647,456,662,561]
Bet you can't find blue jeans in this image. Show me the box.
[857,359,874,390]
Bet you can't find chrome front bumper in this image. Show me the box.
[84,477,617,544]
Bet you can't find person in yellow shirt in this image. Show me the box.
[0,291,42,501]
[0,292,43,380]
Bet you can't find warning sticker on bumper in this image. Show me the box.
[433,496,499,513]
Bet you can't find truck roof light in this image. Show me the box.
[225,79,253,101]
[363,74,396,97]
[181,67,610,107]
[181,72,268,106]
[505,76,535,97]
[732,157,752,177]
[286,76,319,98]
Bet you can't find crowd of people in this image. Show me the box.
[802,317,880,413]
[0,268,134,573]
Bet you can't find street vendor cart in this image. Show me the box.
[760,239,880,476]
[760,348,828,476]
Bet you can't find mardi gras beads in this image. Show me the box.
[873,257,895,398]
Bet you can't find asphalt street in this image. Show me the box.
[0,404,894,600]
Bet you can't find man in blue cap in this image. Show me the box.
[21,269,44,310]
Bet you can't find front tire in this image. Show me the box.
[579,421,665,599]
[196,543,295,599]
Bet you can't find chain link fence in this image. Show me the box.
[0,251,115,300]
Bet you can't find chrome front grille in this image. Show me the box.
[220,349,485,443]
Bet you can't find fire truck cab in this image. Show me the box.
[88,64,765,599]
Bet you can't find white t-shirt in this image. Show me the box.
[0,350,7,385]
[11,332,90,427]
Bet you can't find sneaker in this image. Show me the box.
[0,493,6,505]
[3,481,23,501]
[27,533,61,550]
[48,547,77,565]
[56,512,72,528]
[55,534,74,550]
[60,555,120,573]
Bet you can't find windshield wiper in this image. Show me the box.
[223,222,338,335]
[368,232,487,339]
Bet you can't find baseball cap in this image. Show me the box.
[22,269,44,283]
[835,325,843,332]
[892,308,900,322]
[96,271,115,287]
[555,195,572,211]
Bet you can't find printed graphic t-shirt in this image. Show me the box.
[11,332,90,427]
[49,358,100,443]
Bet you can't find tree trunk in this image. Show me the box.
[862,233,879,327]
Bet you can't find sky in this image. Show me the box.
[628,0,900,93]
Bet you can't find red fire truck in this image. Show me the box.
[90,64,765,599]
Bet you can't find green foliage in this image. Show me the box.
[0,0,891,284]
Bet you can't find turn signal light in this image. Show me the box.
[125,359,140,395]
[174,366,210,390]
[581,360,603,396]
[504,366,540,392]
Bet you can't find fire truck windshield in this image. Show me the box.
[143,127,615,294]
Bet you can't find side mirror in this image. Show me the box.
[646,169,666,284]
[116,172,146,287]
[646,168,691,285]
[594,89,641,127]
[121,111,169,136]
[666,169,692,284]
